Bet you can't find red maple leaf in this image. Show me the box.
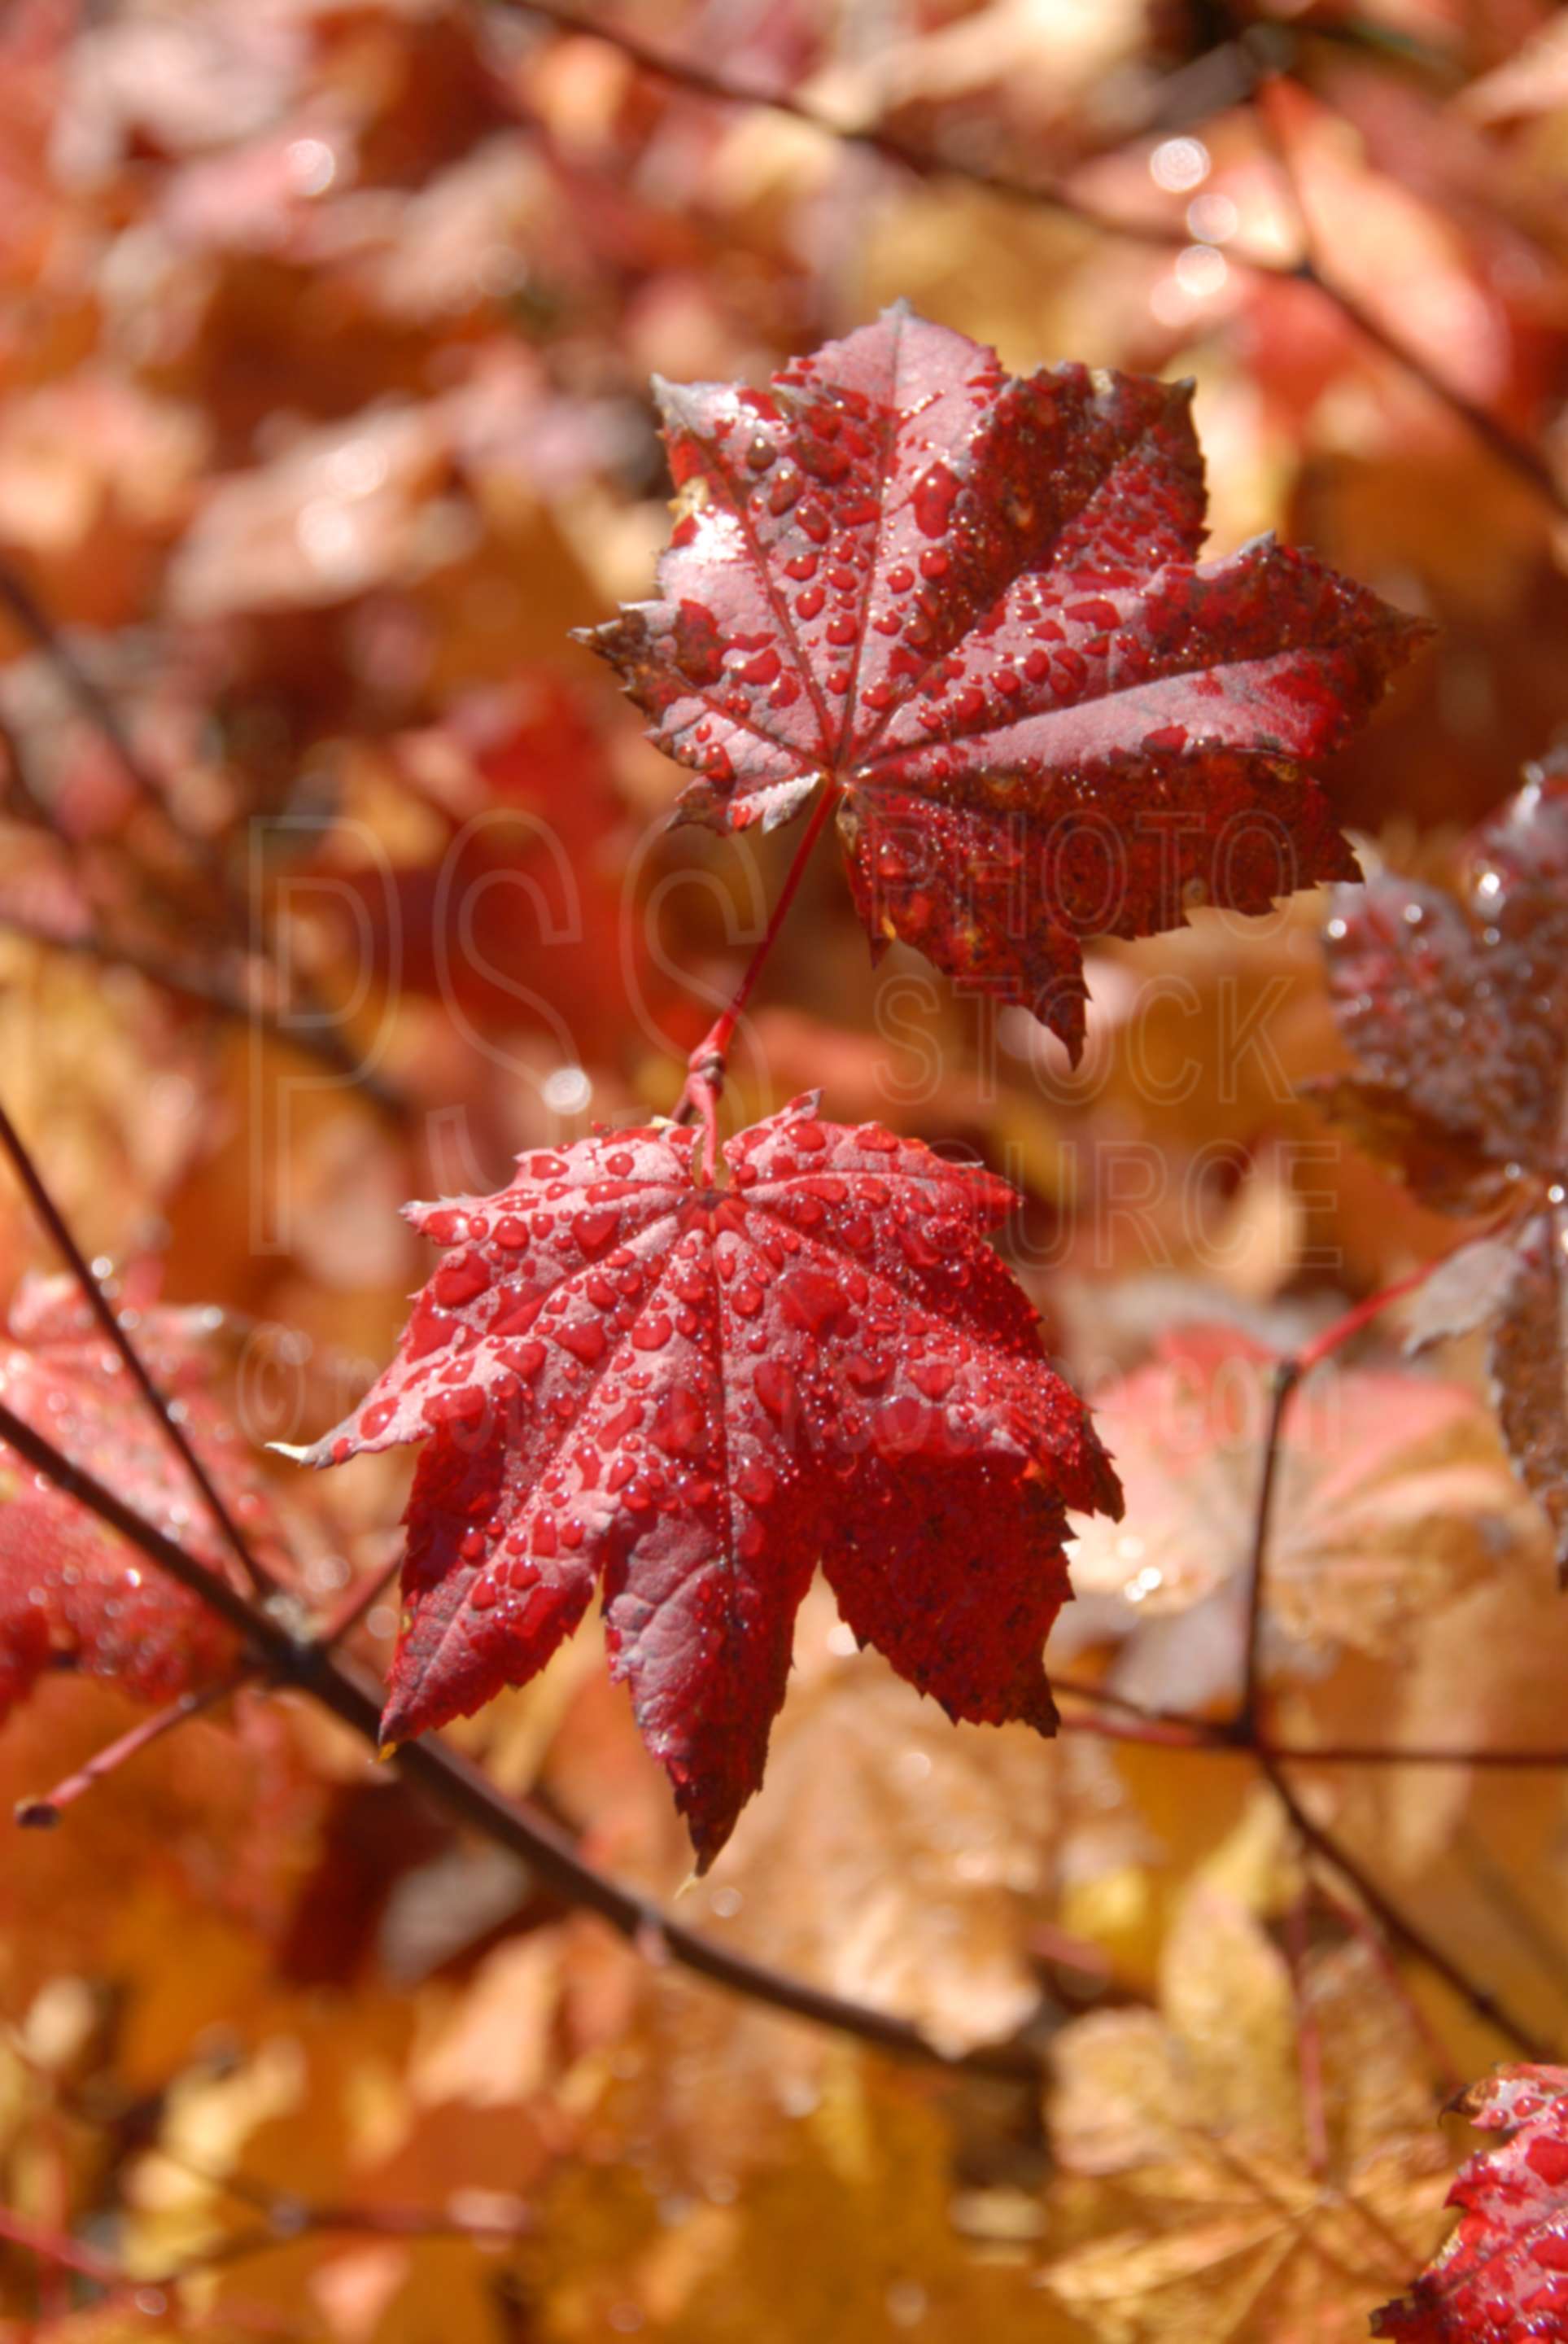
[583,304,1428,1060]
[1318,753,1568,1577]
[1374,2063,1568,2342]
[288,1095,1121,1865]
[0,1277,279,1721]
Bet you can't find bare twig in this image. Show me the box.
[1262,1754,1548,2057]
[0,565,181,836]
[0,2202,123,2290]
[0,561,408,1117]
[1236,1357,1301,1745]
[315,1550,403,1649]
[504,0,1567,519]
[1248,67,1565,510]
[0,1089,279,1599]
[0,1393,1042,2082]
[0,901,419,1091]
[1230,1340,1551,2058]
[15,1673,249,1826]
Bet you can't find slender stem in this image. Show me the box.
[672,781,839,1172]
[1049,1672,1203,1726]
[1055,1705,1215,1751]
[1285,1889,1330,2178]
[0,1090,278,1599]
[1229,1327,1549,2056]
[502,1,1567,521]
[1249,68,1566,510]
[0,906,413,1092]
[15,1673,247,1826]
[1295,1257,1447,1375]
[507,2,1197,251]
[1262,1753,1548,2057]
[0,1396,267,1640]
[1309,1875,1463,2097]
[1056,1701,1568,1769]
[0,561,407,1119]
[1260,1741,1568,1770]
[0,2202,122,2289]
[1235,1357,1300,1743]
[158,2206,532,2284]
[0,1394,1040,2082]
[0,565,181,842]
[315,1550,403,1648]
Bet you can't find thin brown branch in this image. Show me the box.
[0,1393,1042,2083]
[504,1,1567,519]
[1308,1875,1464,2097]
[0,1088,278,1599]
[316,1549,403,1648]
[1055,1704,1216,1751]
[0,561,408,1119]
[507,0,1193,250]
[15,1673,249,1826]
[1236,1357,1300,1744]
[0,2202,123,2289]
[0,903,420,1094]
[1248,66,1567,511]
[1049,1673,1223,1732]
[1234,1341,1550,2058]
[1260,1740,1568,1770]
[1056,1699,1568,1769]
[1262,1753,1548,2058]
[0,565,182,843]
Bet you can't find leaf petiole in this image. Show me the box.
[670,779,840,1176]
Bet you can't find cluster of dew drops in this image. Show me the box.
[673,348,1197,800]
[329,1113,1051,1642]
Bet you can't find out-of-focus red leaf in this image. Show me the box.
[1319,754,1568,1575]
[0,1275,286,1721]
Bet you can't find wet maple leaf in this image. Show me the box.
[289,1094,1121,1865]
[1374,2065,1568,2342]
[1319,755,1568,1577]
[583,304,1427,1060]
[0,1276,277,1722]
